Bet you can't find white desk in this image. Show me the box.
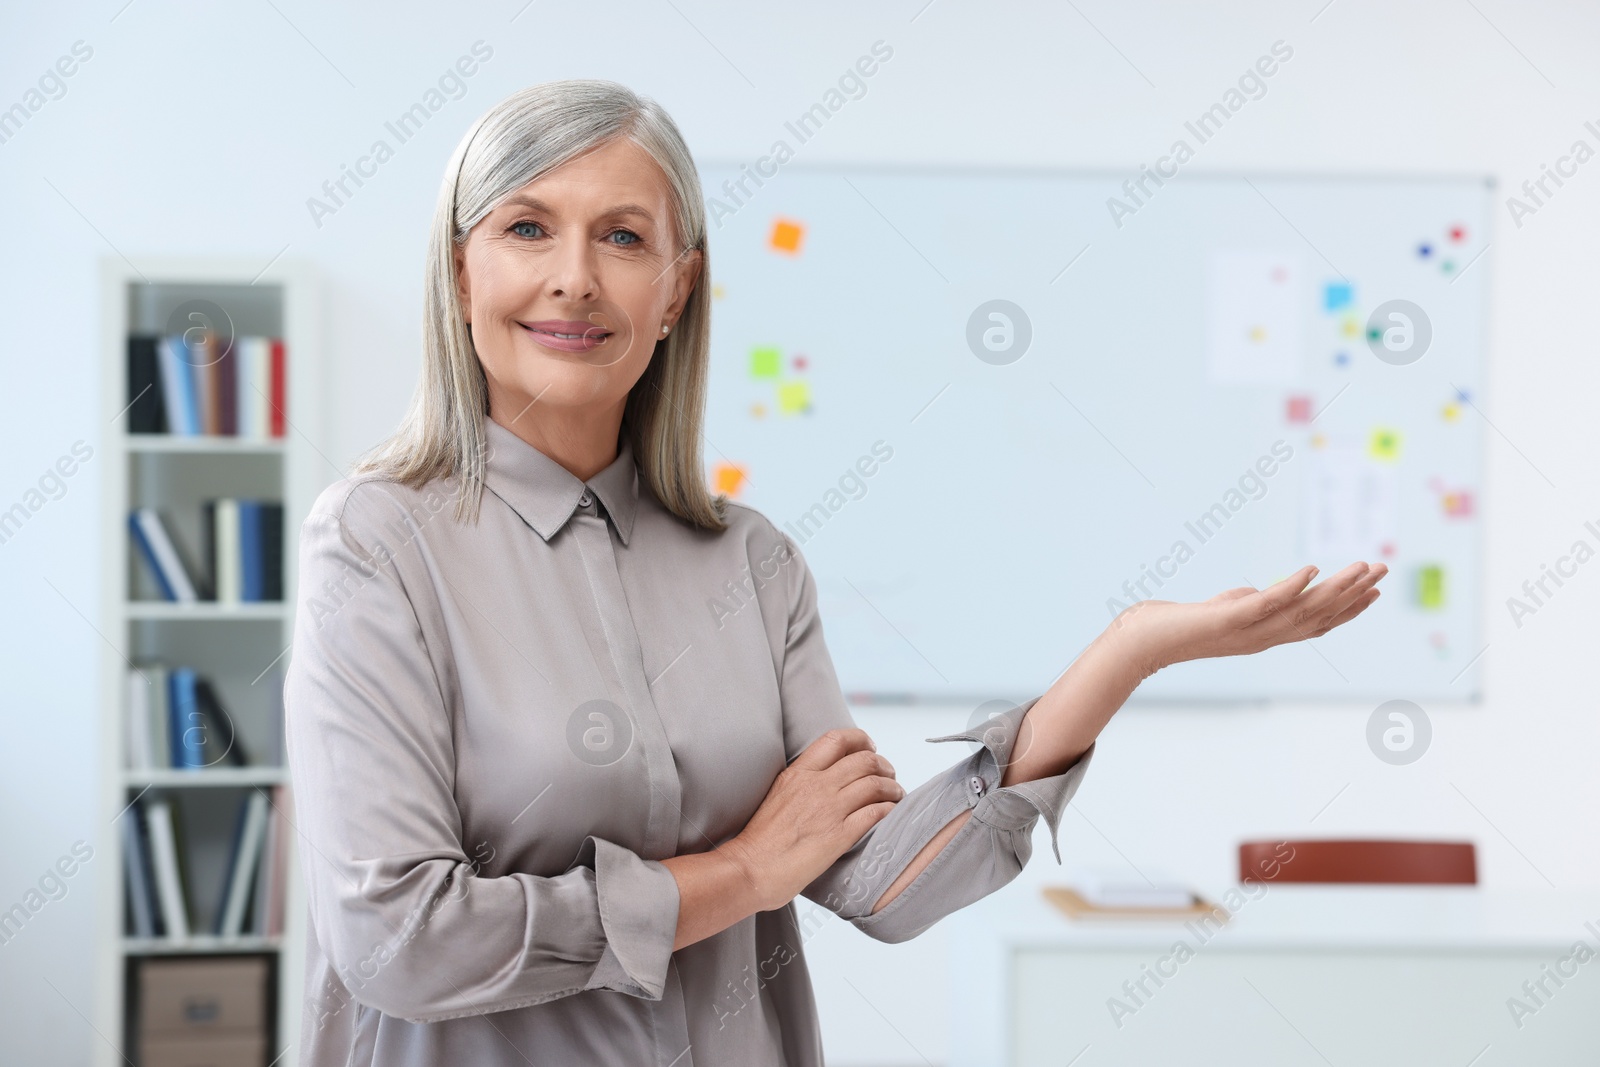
[948,886,1600,1067]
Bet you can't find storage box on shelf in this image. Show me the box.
[97,260,321,1067]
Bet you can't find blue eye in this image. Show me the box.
[609,229,641,246]
[511,220,543,239]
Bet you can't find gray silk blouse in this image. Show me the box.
[284,416,1094,1066]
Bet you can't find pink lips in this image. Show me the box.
[521,319,614,353]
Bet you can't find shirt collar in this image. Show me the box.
[481,418,639,546]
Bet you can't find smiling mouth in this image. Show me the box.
[520,321,615,353]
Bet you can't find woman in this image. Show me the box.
[284,79,1386,1066]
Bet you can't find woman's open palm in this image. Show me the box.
[1117,561,1389,674]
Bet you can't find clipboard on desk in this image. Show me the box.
[1043,886,1231,922]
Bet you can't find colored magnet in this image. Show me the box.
[1287,395,1313,423]
[1368,427,1403,462]
[1442,490,1475,518]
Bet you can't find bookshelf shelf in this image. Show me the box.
[126,435,288,455]
[123,767,290,788]
[123,935,284,956]
[126,601,288,621]
[97,259,322,1067]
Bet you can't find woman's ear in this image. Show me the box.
[454,242,472,324]
[662,247,703,328]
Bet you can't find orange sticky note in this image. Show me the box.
[769,218,805,255]
[712,462,747,496]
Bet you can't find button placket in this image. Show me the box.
[568,510,683,860]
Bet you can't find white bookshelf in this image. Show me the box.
[96,258,323,1067]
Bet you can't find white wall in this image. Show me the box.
[3,1,1598,1063]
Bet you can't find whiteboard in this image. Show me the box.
[699,164,1490,704]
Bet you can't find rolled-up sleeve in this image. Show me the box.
[285,492,680,1025]
[772,530,1093,944]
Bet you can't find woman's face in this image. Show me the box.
[455,136,701,431]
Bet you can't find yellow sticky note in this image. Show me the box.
[777,380,811,414]
[1368,427,1402,462]
[712,462,747,496]
[749,346,781,379]
[769,218,805,255]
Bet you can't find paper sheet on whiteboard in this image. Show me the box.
[1302,444,1398,561]
[1206,250,1306,385]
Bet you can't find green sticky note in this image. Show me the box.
[749,346,781,379]
[1417,565,1445,610]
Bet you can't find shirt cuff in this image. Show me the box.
[576,836,680,1000]
[925,695,1096,864]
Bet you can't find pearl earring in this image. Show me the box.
[661,324,670,336]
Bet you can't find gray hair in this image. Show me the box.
[353,79,725,530]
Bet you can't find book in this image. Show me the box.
[217,335,237,437]
[1077,876,1197,910]
[235,337,256,440]
[252,786,290,937]
[194,677,248,767]
[269,338,286,437]
[1043,886,1227,922]
[239,501,263,602]
[126,667,152,769]
[260,503,285,601]
[130,508,201,603]
[168,668,205,769]
[144,798,190,939]
[154,336,196,436]
[120,803,159,939]
[202,498,242,604]
[144,663,171,770]
[217,791,270,938]
[127,335,167,434]
[194,331,218,436]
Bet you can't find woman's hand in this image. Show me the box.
[1114,561,1389,677]
[724,728,905,912]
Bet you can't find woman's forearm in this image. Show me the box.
[659,842,769,951]
[870,624,1147,915]
[1000,623,1148,787]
